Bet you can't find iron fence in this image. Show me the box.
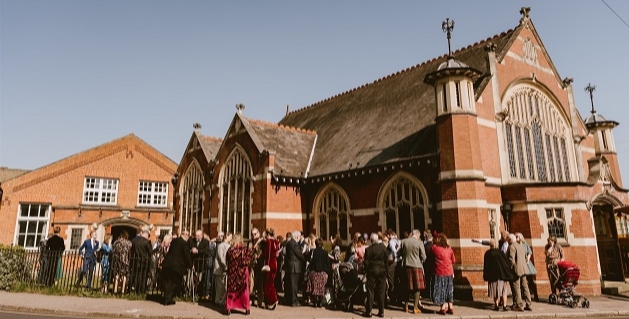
[1,247,212,301]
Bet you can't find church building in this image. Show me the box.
[173,8,628,297]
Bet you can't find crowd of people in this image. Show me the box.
[35,226,566,317]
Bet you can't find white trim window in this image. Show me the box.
[546,208,566,239]
[138,181,168,207]
[70,228,84,250]
[83,177,119,205]
[219,147,252,238]
[15,203,50,249]
[315,185,350,242]
[503,86,573,183]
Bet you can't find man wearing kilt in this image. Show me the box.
[398,229,427,314]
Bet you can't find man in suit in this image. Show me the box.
[190,229,210,299]
[364,233,388,318]
[508,233,532,311]
[161,231,192,305]
[214,232,232,306]
[45,226,65,286]
[76,230,99,288]
[131,228,153,294]
[284,230,305,306]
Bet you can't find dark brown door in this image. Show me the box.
[593,205,624,281]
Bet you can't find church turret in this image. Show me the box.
[424,19,483,117]
[423,18,489,299]
[584,83,623,187]
[584,84,619,155]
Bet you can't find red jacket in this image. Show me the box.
[432,245,455,276]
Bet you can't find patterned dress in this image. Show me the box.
[112,238,132,278]
[226,244,253,312]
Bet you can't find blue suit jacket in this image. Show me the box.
[78,239,100,261]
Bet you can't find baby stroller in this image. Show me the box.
[548,260,590,308]
[335,262,366,312]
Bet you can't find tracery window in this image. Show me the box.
[546,208,565,239]
[180,162,204,233]
[383,175,429,237]
[220,148,252,238]
[315,186,350,241]
[503,86,573,182]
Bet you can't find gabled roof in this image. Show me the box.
[196,131,223,162]
[245,118,316,177]
[0,167,30,183]
[216,112,317,177]
[6,134,177,190]
[279,25,521,176]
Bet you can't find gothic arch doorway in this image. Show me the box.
[592,198,624,281]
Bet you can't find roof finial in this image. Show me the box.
[286,104,290,116]
[236,103,245,114]
[520,7,531,25]
[442,18,454,58]
[193,122,202,131]
[585,83,597,114]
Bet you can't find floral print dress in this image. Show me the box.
[226,244,253,311]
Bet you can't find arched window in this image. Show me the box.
[180,162,204,233]
[219,147,252,237]
[503,86,573,182]
[315,185,350,241]
[381,174,429,236]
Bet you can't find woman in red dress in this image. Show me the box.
[262,228,280,309]
[226,234,253,315]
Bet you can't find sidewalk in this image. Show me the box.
[1,291,629,319]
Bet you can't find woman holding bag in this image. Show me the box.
[262,228,280,310]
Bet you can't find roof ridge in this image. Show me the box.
[284,28,515,117]
[200,134,223,143]
[249,118,317,135]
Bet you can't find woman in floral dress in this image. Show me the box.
[226,234,253,315]
[112,230,132,294]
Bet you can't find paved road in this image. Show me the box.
[0,311,109,319]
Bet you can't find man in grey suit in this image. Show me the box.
[213,232,232,306]
[508,234,532,311]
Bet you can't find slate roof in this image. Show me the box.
[279,26,521,176]
[244,118,317,177]
[0,167,30,183]
[196,132,223,162]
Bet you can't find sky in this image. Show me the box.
[1,1,628,184]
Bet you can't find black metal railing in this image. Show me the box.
[0,247,213,301]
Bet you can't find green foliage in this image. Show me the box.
[0,246,28,290]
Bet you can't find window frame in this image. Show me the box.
[83,177,119,205]
[502,86,574,183]
[315,185,350,242]
[378,173,430,237]
[70,228,84,250]
[546,207,566,239]
[218,146,252,239]
[14,203,51,250]
[137,180,169,208]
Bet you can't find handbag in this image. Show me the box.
[261,239,273,272]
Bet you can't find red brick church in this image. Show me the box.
[173,8,628,297]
